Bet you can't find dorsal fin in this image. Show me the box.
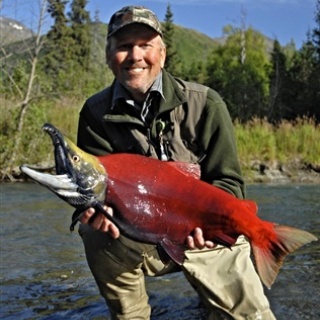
[168,162,201,180]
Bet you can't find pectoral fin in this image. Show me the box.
[158,238,186,265]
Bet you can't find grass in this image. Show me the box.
[234,117,320,168]
[0,97,81,171]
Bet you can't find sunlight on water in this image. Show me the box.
[0,183,319,319]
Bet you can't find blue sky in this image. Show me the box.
[1,0,316,49]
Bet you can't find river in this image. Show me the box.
[0,183,319,319]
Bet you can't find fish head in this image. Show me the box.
[20,123,107,209]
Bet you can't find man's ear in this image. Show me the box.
[160,47,166,69]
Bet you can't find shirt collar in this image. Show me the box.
[111,71,165,110]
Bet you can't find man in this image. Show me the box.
[77,5,276,320]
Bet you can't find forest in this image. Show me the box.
[1,0,319,181]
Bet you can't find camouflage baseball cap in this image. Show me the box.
[107,6,163,38]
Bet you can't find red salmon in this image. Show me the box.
[20,123,318,289]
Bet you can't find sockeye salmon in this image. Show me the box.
[20,123,317,289]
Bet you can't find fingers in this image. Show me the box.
[79,206,120,239]
[186,227,216,250]
[80,207,95,224]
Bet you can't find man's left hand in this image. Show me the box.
[186,227,216,249]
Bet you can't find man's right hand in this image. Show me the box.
[80,206,120,238]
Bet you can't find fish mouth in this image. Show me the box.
[42,123,74,176]
[20,123,79,199]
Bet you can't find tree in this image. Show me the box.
[44,0,71,87]
[313,0,320,61]
[285,36,319,121]
[205,26,270,122]
[162,3,180,75]
[268,40,288,122]
[311,0,320,121]
[268,1,320,123]
[183,60,207,84]
[43,0,91,93]
[68,0,91,70]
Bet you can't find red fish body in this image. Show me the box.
[103,154,252,246]
[99,154,317,288]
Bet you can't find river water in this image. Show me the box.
[0,183,319,320]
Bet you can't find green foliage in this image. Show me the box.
[206,27,271,121]
[0,97,80,170]
[43,0,92,92]
[235,118,277,163]
[0,59,28,98]
[172,25,217,75]
[163,4,180,75]
[268,2,320,123]
[268,40,288,122]
[68,0,91,70]
[313,0,320,60]
[45,0,71,79]
[274,118,320,164]
[283,39,320,121]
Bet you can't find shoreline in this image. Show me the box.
[2,160,320,184]
[243,160,320,184]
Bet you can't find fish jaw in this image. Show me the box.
[20,123,107,209]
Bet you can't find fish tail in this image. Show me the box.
[251,225,317,289]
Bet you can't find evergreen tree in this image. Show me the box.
[68,0,91,70]
[268,40,288,122]
[45,0,71,79]
[163,4,180,75]
[313,0,320,61]
[286,35,319,121]
[311,0,320,121]
[283,0,320,123]
[43,0,93,93]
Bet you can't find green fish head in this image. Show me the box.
[20,123,107,209]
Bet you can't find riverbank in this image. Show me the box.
[243,160,320,184]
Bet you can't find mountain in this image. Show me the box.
[172,25,218,68]
[0,16,34,46]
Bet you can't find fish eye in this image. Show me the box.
[72,155,80,162]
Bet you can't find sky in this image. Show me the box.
[1,0,317,49]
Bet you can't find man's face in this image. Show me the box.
[107,24,166,100]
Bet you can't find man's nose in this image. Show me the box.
[128,46,143,61]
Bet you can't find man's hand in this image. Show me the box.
[186,227,216,250]
[80,206,120,239]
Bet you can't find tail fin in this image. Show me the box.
[252,225,317,289]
